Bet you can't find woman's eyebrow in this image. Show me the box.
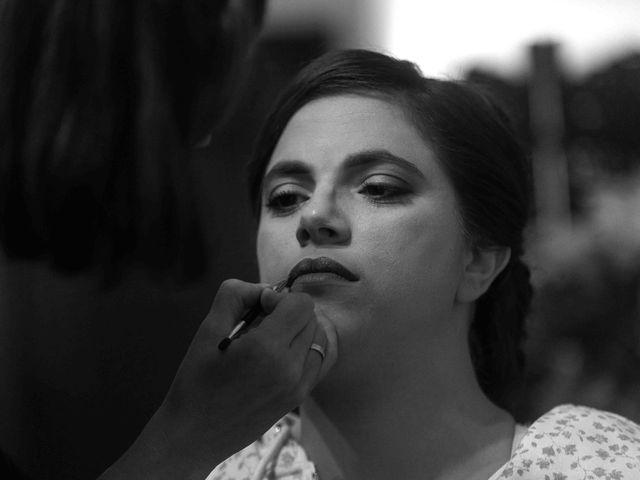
[262,160,313,186]
[342,149,426,180]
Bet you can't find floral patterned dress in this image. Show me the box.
[489,405,640,480]
[206,405,640,480]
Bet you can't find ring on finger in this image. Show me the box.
[309,343,326,362]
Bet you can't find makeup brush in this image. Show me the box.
[218,277,291,350]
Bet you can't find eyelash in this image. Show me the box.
[358,180,410,204]
[264,178,411,215]
[265,189,309,215]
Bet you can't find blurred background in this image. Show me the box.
[1,1,639,478]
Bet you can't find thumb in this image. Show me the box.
[208,279,266,331]
[259,287,287,315]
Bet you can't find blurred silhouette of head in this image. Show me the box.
[0,0,265,282]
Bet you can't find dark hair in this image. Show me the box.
[0,0,264,282]
[248,49,533,412]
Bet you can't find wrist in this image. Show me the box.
[98,404,223,480]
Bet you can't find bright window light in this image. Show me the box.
[383,0,640,78]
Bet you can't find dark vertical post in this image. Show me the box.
[529,42,571,230]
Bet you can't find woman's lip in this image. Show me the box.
[293,272,352,284]
[290,272,355,292]
[288,257,359,285]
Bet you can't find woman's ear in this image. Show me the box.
[456,246,511,303]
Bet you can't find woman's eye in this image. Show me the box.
[359,177,410,203]
[361,183,391,197]
[265,189,309,214]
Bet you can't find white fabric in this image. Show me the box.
[208,405,640,480]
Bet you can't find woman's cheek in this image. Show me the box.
[257,226,290,281]
[255,228,272,278]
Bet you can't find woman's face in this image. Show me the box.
[256,94,472,377]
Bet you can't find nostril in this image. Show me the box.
[296,213,351,246]
[296,229,311,245]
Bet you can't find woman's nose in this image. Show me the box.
[296,196,351,247]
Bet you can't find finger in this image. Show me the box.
[259,287,286,316]
[313,305,339,375]
[207,279,265,332]
[301,305,338,387]
[298,327,329,394]
[289,315,317,352]
[259,292,315,341]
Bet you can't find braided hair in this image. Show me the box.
[248,49,534,412]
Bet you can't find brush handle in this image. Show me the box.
[217,304,264,350]
[217,279,290,351]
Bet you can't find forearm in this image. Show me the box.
[97,406,227,480]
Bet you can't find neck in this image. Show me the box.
[299,327,515,480]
